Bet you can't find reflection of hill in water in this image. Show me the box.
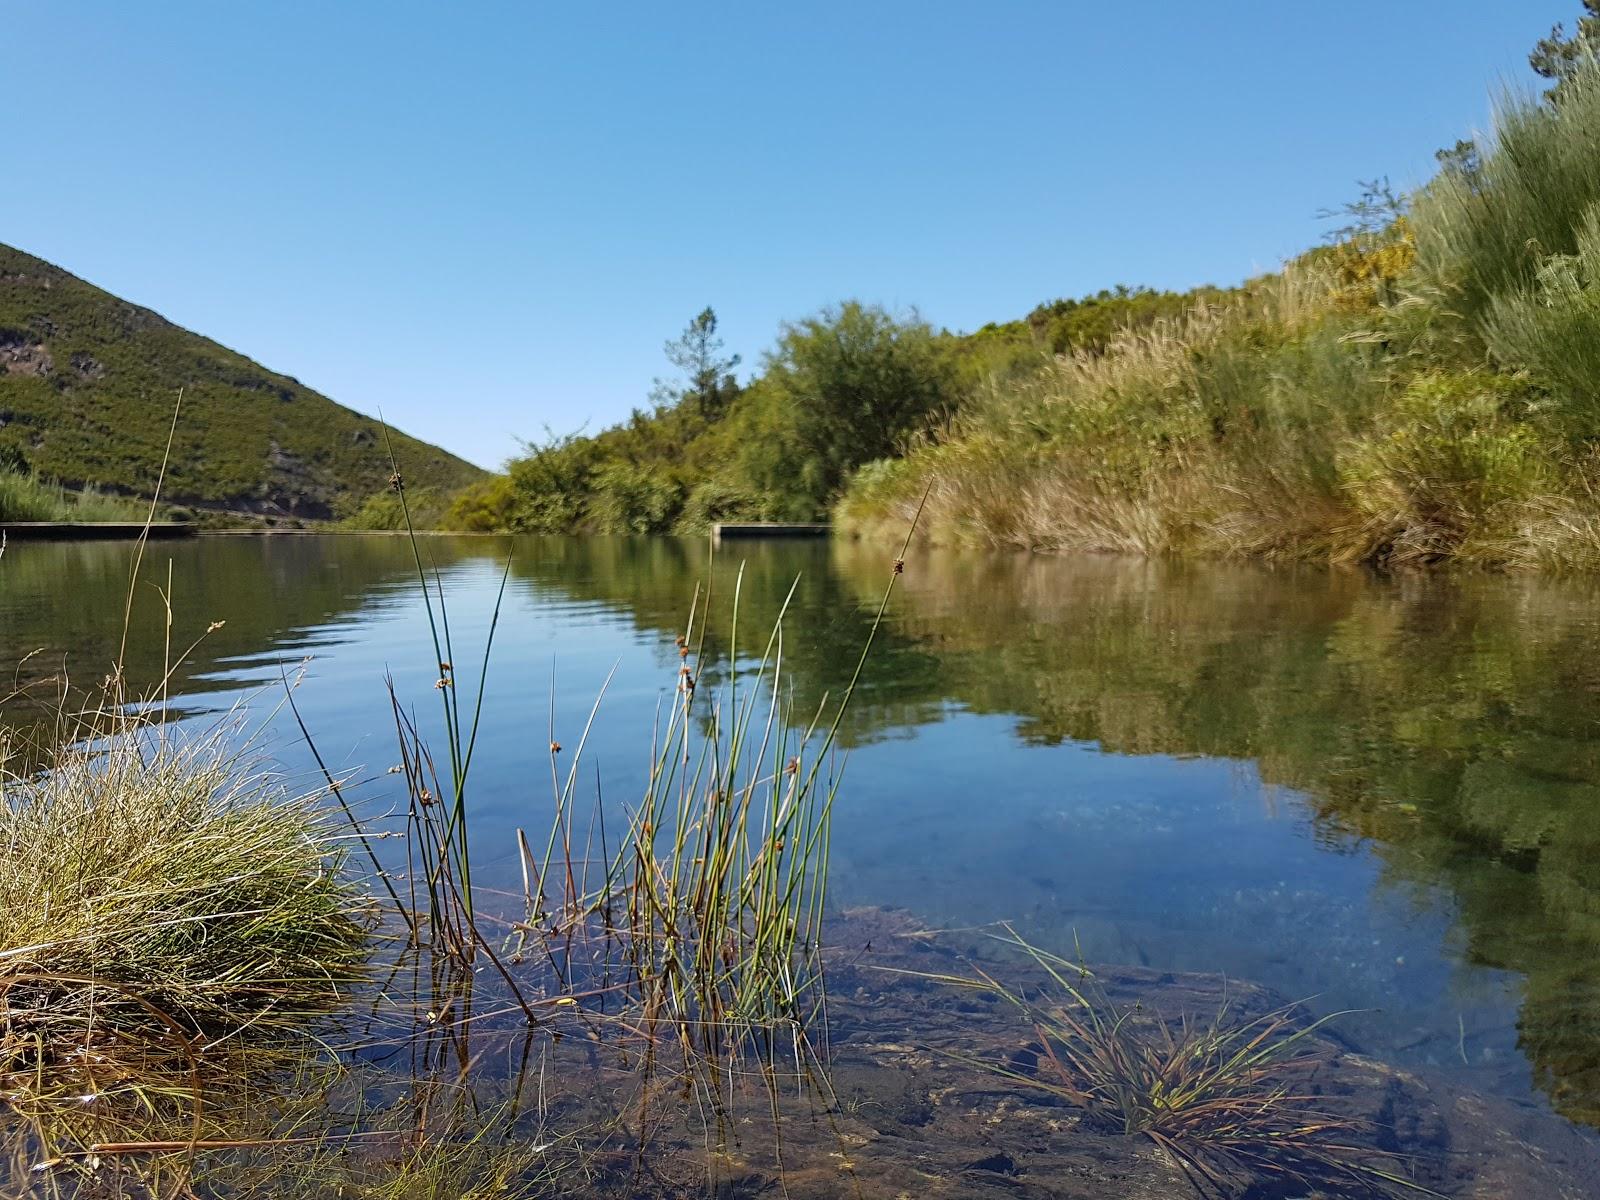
[4,534,1599,1126]
[0,535,492,738]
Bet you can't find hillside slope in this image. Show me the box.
[0,244,482,518]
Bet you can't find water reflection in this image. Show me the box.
[831,547,1600,1127]
[2,534,1598,1130]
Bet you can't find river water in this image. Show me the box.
[4,533,1599,1191]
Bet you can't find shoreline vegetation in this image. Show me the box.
[377,28,1600,574]
[14,24,1600,574]
[10,11,1600,1200]
[3,478,1527,1200]
[0,470,151,525]
[0,482,925,1196]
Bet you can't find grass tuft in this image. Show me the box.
[0,721,374,1153]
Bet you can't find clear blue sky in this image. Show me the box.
[2,2,1574,470]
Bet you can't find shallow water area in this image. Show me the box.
[4,532,1600,1194]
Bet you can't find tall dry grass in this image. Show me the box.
[838,266,1396,561]
[0,468,149,523]
[841,66,1600,571]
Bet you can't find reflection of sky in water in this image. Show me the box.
[829,718,1519,1088]
[0,535,1592,1135]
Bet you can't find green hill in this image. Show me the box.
[0,243,482,519]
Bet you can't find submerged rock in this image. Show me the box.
[800,908,1600,1199]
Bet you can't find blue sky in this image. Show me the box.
[2,2,1575,469]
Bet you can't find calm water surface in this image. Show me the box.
[4,533,1600,1138]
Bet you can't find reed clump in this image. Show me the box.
[951,932,1431,1197]
[374,441,923,1082]
[0,466,149,523]
[0,723,374,1138]
[514,575,846,1065]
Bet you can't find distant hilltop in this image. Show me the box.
[0,243,482,520]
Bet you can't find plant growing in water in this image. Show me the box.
[381,439,930,1085]
[945,928,1438,1197]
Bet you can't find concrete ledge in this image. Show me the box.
[0,522,195,542]
[712,522,830,543]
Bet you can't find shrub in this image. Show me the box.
[758,302,958,510]
[505,434,600,532]
[444,474,518,532]
[1338,372,1553,561]
[675,477,764,532]
[587,461,685,533]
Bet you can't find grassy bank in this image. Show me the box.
[465,20,1600,571]
[837,60,1600,569]
[0,467,150,523]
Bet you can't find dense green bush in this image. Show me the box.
[495,302,959,533]
[1338,372,1554,559]
[504,434,602,532]
[754,302,957,511]
[587,462,686,533]
[676,478,764,532]
[445,474,518,531]
[341,485,458,531]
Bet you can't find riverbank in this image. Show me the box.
[0,521,194,541]
[833,64,1600,571]
[449,57,1600,575]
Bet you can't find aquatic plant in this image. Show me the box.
[378,435,927,1084]
[522,572,842,1054]
[519,505,926,1084]
[296,1127,564,1200]
[187,1082,577,1200]
[947,930,1435,1197]
[15,1053,578,1200]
